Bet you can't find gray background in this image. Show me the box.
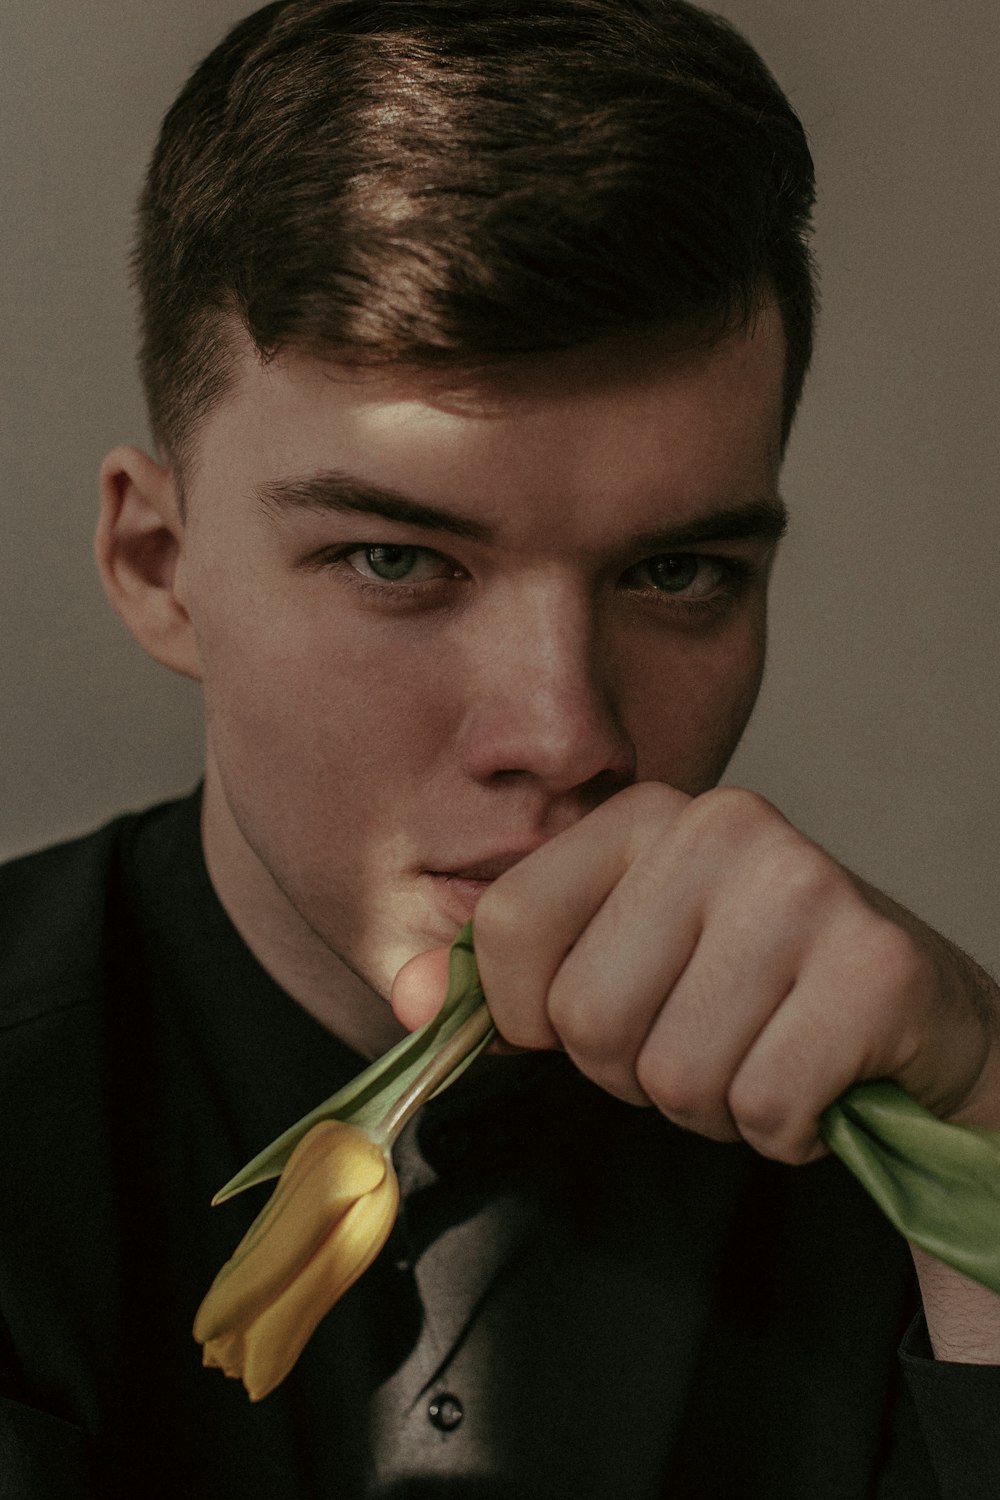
[2,3,997,972]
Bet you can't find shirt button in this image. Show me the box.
[427,1393,464,1432]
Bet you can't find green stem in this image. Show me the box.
[377,1002,495,1146]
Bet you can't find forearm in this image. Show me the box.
[900,927,1000,1361]
[912,1246,1000,1364]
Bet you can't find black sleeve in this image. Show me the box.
[0,1396,92,1499]
[899,1314,1000,1500]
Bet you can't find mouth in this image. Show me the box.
[423,848,541,924]
[428,873,494,923]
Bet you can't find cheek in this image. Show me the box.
[193,586,455,795]
[624,617,766,794]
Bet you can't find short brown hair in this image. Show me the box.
[135,0,816,477]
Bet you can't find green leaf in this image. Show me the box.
[822,1080,1000,1294]
[214,923,490,1203]
[219,922,1000,1302]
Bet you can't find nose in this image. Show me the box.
[454,578,636,800]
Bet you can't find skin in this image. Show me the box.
[97,303,1000,1363]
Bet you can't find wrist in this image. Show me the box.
[911,1243,1000,1364]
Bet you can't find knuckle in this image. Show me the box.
[763,1133,818,1168]
[614,781,687,848]
[635,1051,696,1117]
[636,1048,723,1133]
[858,919,926,996]
[546,975,635,1077]
[687,785,779,837]
[636,1042,741,1141]
[576,1061,650,1109]
[767,842,845,916]
[493,1006,552,1051]
[728,1075,816,1165]
[545,975,594,1051]
[726,1073,771,1135]
[545,984,645,1102]
[617,780,680,818]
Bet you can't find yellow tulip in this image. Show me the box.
[193,1120,399,1401]
[195,924,493,1399]
[194,920,1000,1402]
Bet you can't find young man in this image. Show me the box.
[2,1,998,1495]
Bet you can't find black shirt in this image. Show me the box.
[1,792,998,1497]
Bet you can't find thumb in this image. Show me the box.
[390,945,453,1032]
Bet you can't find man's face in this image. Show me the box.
[174,310,787,1002]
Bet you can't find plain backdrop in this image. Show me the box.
[2,2,997,974]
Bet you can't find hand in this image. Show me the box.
[394,782,1000,1359]
[394,783,1000,1165]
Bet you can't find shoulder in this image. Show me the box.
[0,796,195,1032]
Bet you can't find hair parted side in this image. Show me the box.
[134,0,816,479]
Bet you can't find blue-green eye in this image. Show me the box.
[644,555,701,593]
[345,544,455,585]
[626,553,728,598]
[360,545,420,581]
[620,552,752,609]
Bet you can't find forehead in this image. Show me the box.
[186,310,786,533]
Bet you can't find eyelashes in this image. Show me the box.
[621,552,752,604]
[340,544,459,586]
[309,541,757,618]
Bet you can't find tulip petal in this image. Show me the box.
[232,1169,399,1402]
[213,923,492,1202]
[201,1326,245,1380]
[193,1122,387,1344]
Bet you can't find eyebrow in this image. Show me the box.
[629,499,788,552]
[256,469,788,551]
[257,472,494,542]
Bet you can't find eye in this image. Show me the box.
[624,553,735,599]
[346,544,452,584]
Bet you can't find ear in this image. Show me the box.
[95,445,202,682]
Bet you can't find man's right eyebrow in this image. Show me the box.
[255,471,495,543]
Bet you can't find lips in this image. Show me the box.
[437,853,532,882]
[424,846,543,924]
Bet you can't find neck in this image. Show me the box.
[198,762,408,1060]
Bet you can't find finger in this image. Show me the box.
[630,813,872,1146]
[630,850,832,1138]
[632,939,796,1141]
[724,916,923,1163]
[538,840,703,1103]
[474,782,691,1053]
[390,946,452,1031]
[534,791,804,1110]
